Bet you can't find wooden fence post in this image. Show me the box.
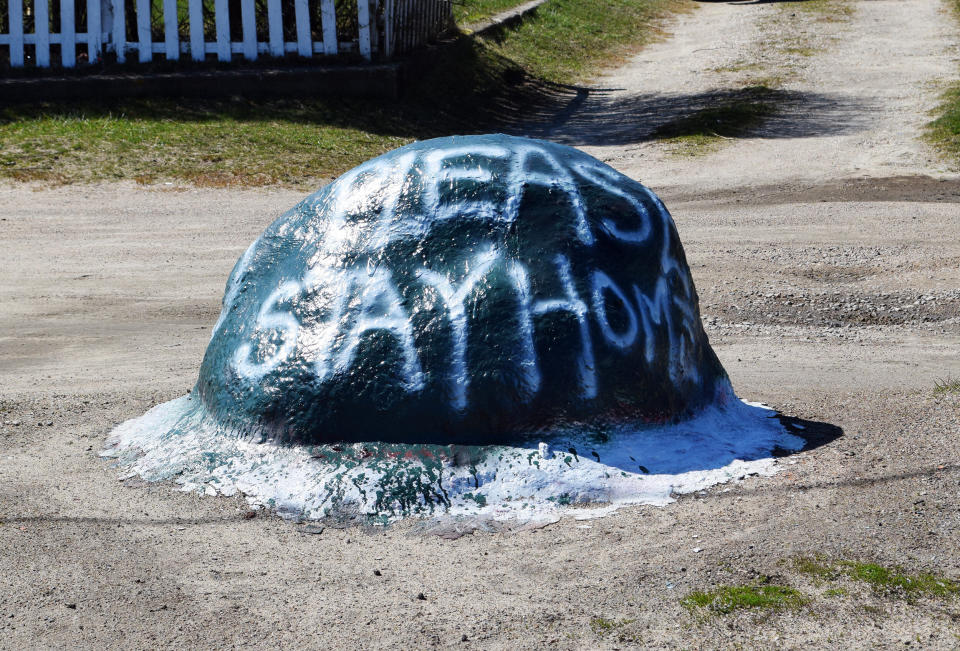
[135,0,151,62]
[88,0,103,62]
[357,0,371,60]
[215,0,231,61]
[163,0,179,59]
[267,0,283,57]
[241,0,256,60]
[8,0,25,67]
[383,0,393,59]
[188,0,203,60]
[112,0,125,62]
[60,0,76,66]
[294,0,310,57]
[319,0,336,56]
[35,0,51,67]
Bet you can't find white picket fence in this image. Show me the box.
[0,0,449,68]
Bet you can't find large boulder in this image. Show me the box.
[199,134,727,445]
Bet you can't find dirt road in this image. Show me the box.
[2,0,959,648]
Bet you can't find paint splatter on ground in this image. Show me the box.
[103,386,802,523]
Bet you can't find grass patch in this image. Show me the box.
[0,99,417,187]
[931,2,960,165]
[681,584,806,615]
[934,376,960,395]
[1,0,690,187]
[712,60,762,74]
[480,0,691,85]
[454,0,531,26]
[784,0,854,19]
[843,562,959,598]
[650,85,779,155]
[589,616,635,636]
[792,556,960,600]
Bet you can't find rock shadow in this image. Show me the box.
[774,414,844,456]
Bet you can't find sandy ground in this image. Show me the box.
[2,0,960,648]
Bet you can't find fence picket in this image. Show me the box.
[87,0,101,61]
[136,0,151,62]
[8,0,24,67]
[319,0,336,56]
[383,0,393,58]
[188,0,203,60]
[35,0,50,67]
[112,0,125,62]
[356,0,370,60]
[267,0,282,57]
[294,0,310,57]
[241,0,256,60]
[60,0,76,66]
[215,0,230,61]
[163,0,178,59]
[368,0,378,54]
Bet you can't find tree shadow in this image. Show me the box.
[498,84,873,146]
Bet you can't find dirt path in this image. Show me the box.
[2,1,960,648]
[537,0,958,193]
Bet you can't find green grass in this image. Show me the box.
[934,376,960,395]
[481,0,690,85]
[784,0,854,19]
[589,616,635,636]
[649,85,780,156]
[792,556,959,600]
[0,0,690,187]
[927,0,960,163]
[453,0,531,26]
[0,99,416,187]
[681,584,806,615]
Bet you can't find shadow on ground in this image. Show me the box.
[505,85,871,146]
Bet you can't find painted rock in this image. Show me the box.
[198,134,728,445]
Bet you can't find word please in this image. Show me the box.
[233,250,701,409]
[320,143,658,252]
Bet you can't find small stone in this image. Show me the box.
[461,634,469,642]
[416,592,427,601]
[45,421,53,426]
[242,510,257,520]
[65,603,76,609]
[301,525,324,535]
[693,547,703,553]
[373,569,382,576]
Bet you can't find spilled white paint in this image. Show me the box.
[102,387,804,523]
